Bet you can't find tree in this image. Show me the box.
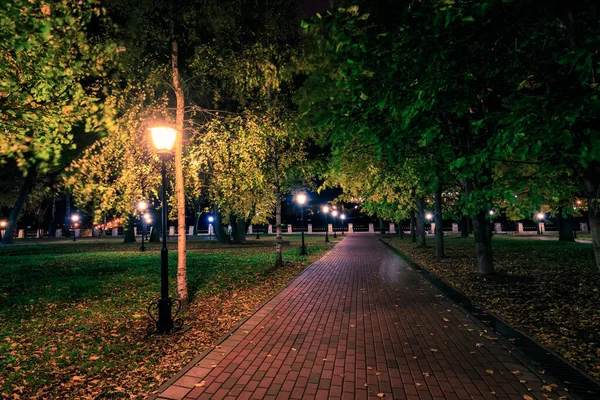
[0,0,117,244]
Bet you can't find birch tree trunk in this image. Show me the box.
[172,40,188,308]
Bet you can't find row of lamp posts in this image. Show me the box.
[294,193,347,256]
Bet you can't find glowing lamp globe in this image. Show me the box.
[295,193,307,205]
[150,126,177,154]
[341,214,346,220]
[322,205,330,214]
[425,213,433,220]
[489,210,495,215]
[536,213,545,220]
[137,200,148,212]
[0,221,6,228]
[208,216,214,223]
[71,214,80,223]
[331,210,339,217]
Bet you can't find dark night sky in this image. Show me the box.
[302,0,330,16]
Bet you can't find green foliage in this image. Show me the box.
[0,0,117,174]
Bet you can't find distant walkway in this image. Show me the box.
[154,235,563,400]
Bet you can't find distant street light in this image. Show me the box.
[144,213,152,240]
[536,212,545,236]
[322,205,330,243]
[295,193,308,255]
[331,209,339,238]
[489,210,495,216]
[137,200,149,251]
[340,214,346,236]
[425,212,433,220]
[0,220,6,241]
[149,125,179,334]
[71,214,80,241]
[208,216,214,240]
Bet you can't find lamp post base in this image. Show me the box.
[147,297,183,335]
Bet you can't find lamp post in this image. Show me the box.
[71,214,80,241]
[322,205,330,243]
[144,213,152,241]
[208,216,214,240]
[341,214,346,236]
[149,125,179,334]
[295,193,307,255]
[536,212,545,236]
[137,200,148,251]
[425,212,433,235]
[332,210,338,238]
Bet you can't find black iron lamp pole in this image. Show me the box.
[332,211,338,239]
[300,206,307,255]
[140,216,146,251]
[325,212,329,243]
[147,125,182,335]
[157,156,173,333]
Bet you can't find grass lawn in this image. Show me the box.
[0,235,336,399]
[382,235,600,379]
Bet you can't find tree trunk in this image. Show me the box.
[232,215,246,244]
[434,187,445,258]
[172,39,188,308]
[583,162,600,271]
[213,205,230,244]
[417,197,426,247]
[275,194,283,268]
[558,207,575,242]
[150,211,161,242]
[378,217,385,234]
[472,210,494,274]
[1,166,36,245]
[398,222,404,239]
[410,210,416,242]
[124,214,136,242]
[460,215,469,238]
[64,191,71,237]
[194,207,200,235]
[48,195,56,238]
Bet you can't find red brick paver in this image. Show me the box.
[154,235,566,399]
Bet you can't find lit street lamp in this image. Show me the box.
[137,200,149,251]
[149,125,180,334]
[144,213,152,240]
[0,220,6,241]
[425,212,433,221]
[331,209,339,238]
[536,212,545,236]
[295,193,308,255]
[340,214,346,236]
[322,205,330,243]
[208,216,214,240]
[71,214,80,241]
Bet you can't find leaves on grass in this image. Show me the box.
[0,238,333,398]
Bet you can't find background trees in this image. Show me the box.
[297,0,600,271]
[0,0,118,244]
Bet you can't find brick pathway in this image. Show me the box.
[154,235,566,400]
